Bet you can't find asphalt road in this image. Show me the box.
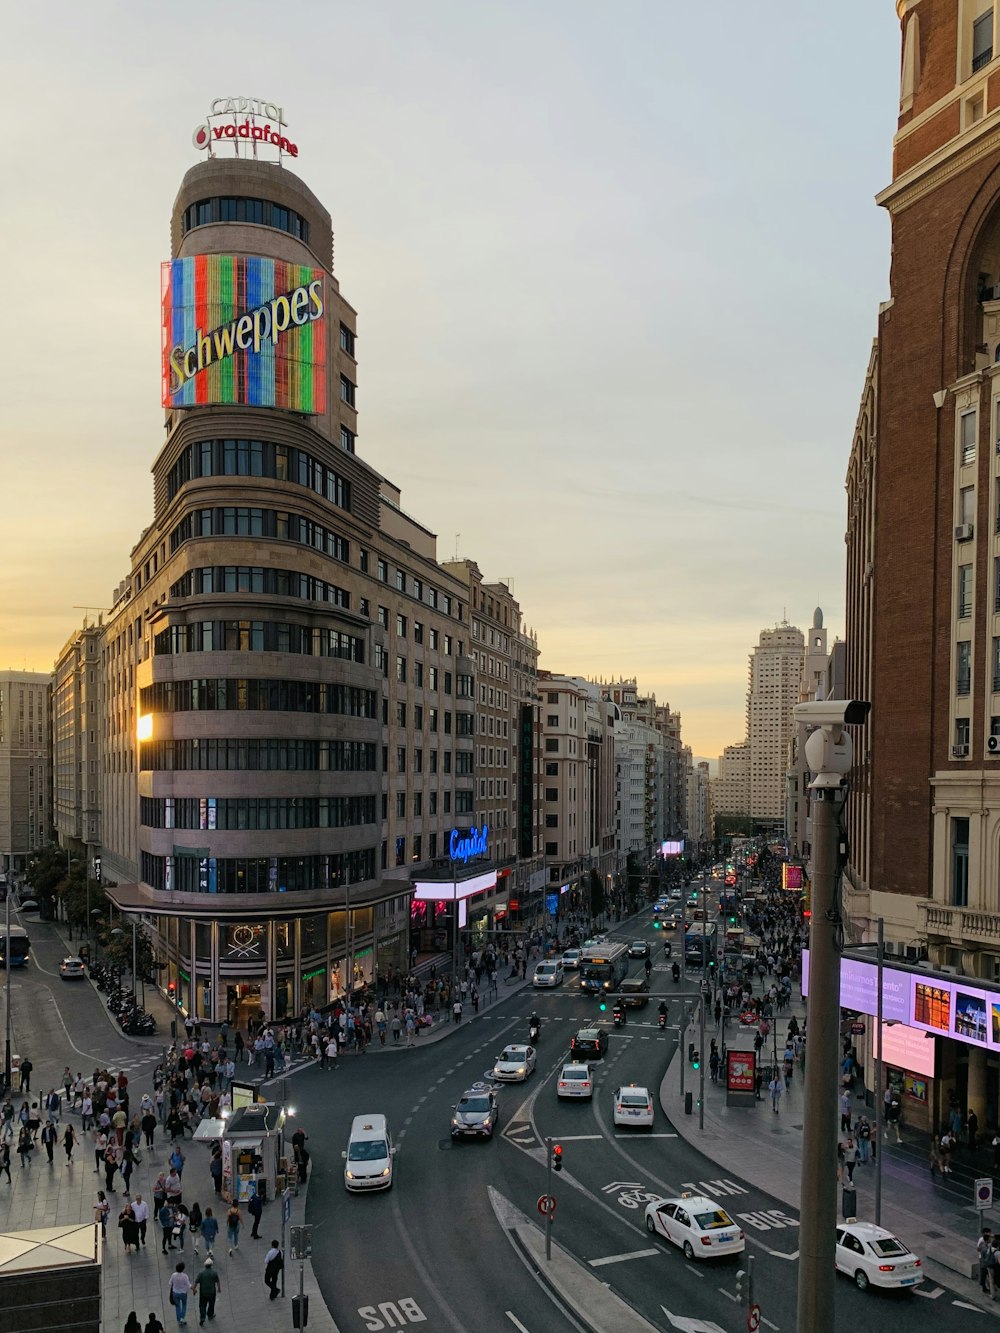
[297,888,990,1333]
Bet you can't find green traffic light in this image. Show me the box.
[692,1058,700,1070]
[599,999,607,1012]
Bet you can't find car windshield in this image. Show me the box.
[459,1097,491,1113]
[868,1236,908,1257]
[694,1209,735,1230]
[348,1140,388,1161]
[537,965,555,973]
[620,1093,648,1107]
[500,1047,524,1061]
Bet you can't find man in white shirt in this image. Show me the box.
[131,1194,150,1247]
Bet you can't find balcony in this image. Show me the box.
[957,675,972,696]
[919,900,1000,944]
[974,46,994,73]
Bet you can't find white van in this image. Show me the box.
[343,1113,395,1191]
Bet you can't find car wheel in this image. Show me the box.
[683,1241,695,1261]
[854,1269,869,1291]
[646,1215,656,1235]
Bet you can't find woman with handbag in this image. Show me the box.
[17,1126,33,1169]
[167,1262,190,1327]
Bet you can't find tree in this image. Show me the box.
[102,924,155,994]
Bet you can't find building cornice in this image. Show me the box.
[878,114,1000,213]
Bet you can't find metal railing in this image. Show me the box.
[973,47,993,72]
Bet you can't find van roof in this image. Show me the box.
[349,1114,388,1138]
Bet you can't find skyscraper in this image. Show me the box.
[746,623,804,825]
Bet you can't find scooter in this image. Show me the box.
[528,1022,541,1044]
[658,1006,668,1030]
[612,1004,626,1028]
[671,962,681,983]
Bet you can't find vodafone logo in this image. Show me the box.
[192,123,211,150]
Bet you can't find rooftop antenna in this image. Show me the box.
[454,534,461,560]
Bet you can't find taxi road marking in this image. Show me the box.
[589,1247,660,1267]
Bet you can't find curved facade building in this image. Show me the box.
[102,155,479,1024]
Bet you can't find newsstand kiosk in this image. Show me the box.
[221,1102,288,1204]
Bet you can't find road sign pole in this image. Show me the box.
[698,991,706,1130]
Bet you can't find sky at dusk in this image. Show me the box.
[0,2,901,758]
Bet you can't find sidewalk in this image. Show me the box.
[659,994,999,1313]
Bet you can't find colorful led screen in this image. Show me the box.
[161,255,326,413]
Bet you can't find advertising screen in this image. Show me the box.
[161,255,327,413]
[726,1048,756,1093]
[661,839,684,856]
[803,949,1000,1059]
[781,864,804,890]
[873,1022,936,1079]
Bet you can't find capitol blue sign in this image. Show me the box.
[450,824,489,865]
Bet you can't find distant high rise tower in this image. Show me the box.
[746,623,804,824]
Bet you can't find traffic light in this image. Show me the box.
[598,998,607,1012]
[653,919,661,929]
[689,1043,700,1069]
[167,981,177,1001]
[552,1143,563,1173]
[736,1269,746,1303]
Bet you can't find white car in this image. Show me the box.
[561,948,583,971]
[613,1084,654,1128]
[59,957,86,979]
[835,1221,922,1290]
[644,1194,745,1260]
[533,961,564,988]
[492,1044,536,1082]
[556,1063,593,1099]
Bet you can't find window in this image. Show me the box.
[396,701,407,727]
[961,485,976,526]
[413,793,423,816]
[547,692,559,704]
[396,655,407,682]
[340,425,356,454]
[396,613,407,638]
[396,792,406,818]
[414,622,424,644]
[547,714,559,726]
[443,752,452,774]
[545,814,558,828]
[961,412,977,464]
[430,750,438,774]
[994,637,1000,693]
[545,842,558,856]
[377,559,389,583]
[958,564,973,618]
[378,606,389,629]
[414,748,423,773]
[429,667,439,690]
[339,323,356,356]
[397,746,406,773]
[546,788,558,801]
[430,791,438,815]
[429,707,439,731]
[430,629,439,651]
[414,705,423,728]
[545,738,559,752]
[957,640,972,695]
[340,375,356,407]
[952,816,970,906]
[974,9,994,71]
[955,717,971,751]
[360,549,369,574]
[414,663,423,687]
[545,762,558,776]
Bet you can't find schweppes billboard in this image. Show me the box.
[161,255,326,413]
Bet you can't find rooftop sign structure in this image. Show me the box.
[192,96,299,161]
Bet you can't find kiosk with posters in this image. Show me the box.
[221,1103,286,1204]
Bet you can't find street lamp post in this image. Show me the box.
[4,856,12,1094]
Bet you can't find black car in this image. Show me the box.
[628,940,650,959]
[570,1026,609,1060]
[620,977,650,1008]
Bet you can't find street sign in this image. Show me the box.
[536,1194,556,1217]
[747,1304,761,1332]
[290,1224,312,1259]
[976,1177,993,1211]
[283,1188,292,1224]
[850,1022,865,1035]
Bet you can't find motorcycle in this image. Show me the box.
[658,1006,668,1030]
[671,962,680,983]
[528,1022,541,1044]
[612,1004,626,1028]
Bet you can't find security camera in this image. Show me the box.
[793,700,870,728]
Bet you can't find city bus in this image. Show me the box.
[579,942,630,996]
[0,927,30,967]
[684,921,718,968]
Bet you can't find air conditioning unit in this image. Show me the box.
[938,964,960,976]
[951,743,970,758]
[989,736,1000,754]
[955,523,975,540]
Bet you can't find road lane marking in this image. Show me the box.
[505,1315,531,1333]
[588,1247,659,1267]
[717,1288,738,1302]
[914,1285,944,1299]
[615,1132,678,1139]
[552,1134,603,1141]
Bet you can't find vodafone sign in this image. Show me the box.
[192,96,299,159]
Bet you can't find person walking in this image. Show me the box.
[225,1202,241,1255]
[144,1314,166,1333]
[886,1095,902,1143]
[63,1123,77,1164]
[0,1141,11,1184]
[41,1119,56,1164]
[132,1194,150,1248]
[209,1151,222,1197]
[199,1207,218,1255]
[119,1204,141,1255]
[839,1089,852,1134]
[124,1312,143,1333]
[193,1256,220,1326]
[979,1228,995,1296]
[17,1126,33,1168]
[843,1137,858,1184]
[263,1239,283,1300]
[768,1075,782,1114]
[142,1107,157,1150]
[18,1058,32,1094]
[95,1190,110,1240]
[167,1262,190,1327]
[247,1189,263,1239]
[159,1202,177,1254]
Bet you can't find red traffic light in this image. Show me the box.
[552,1144,563,1172]
[167,981,177,994]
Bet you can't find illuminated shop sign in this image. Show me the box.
[161,255,326,413]
[803,949,1000,1059]
[661,839,684,855]
[412,866,498,932]
[781,864,804,890]
[449,824,489,864]
[192,96,298,158]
